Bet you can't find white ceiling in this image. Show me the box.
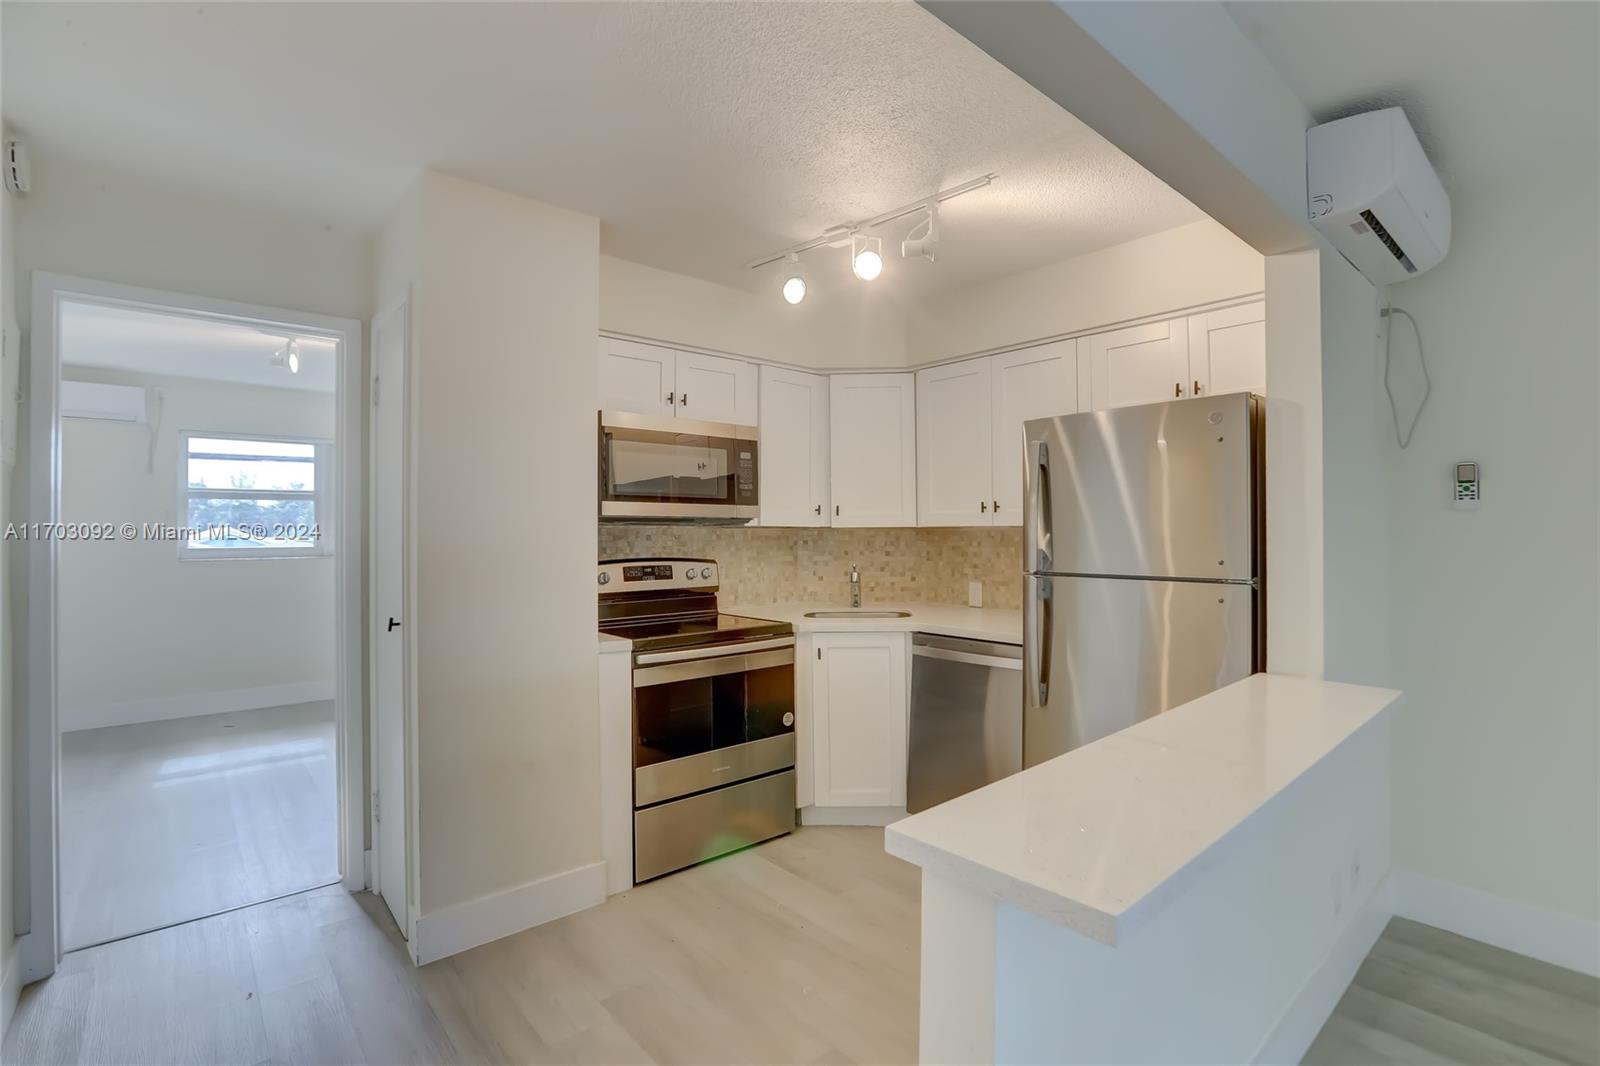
[1227,1,1600,194]
[61,301,339,394]
[2,1,1204,297]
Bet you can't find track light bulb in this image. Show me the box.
[287,346,301,374]
[781,252,807,304]
[851,234,884,281]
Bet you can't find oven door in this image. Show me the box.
[599,411,759,521]
[631,638,795,807]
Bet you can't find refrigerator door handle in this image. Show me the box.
[1027,439,1053,572]
[1026,578,1053,707]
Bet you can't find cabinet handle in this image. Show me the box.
[835,505,841,517]
[981,500,988,513]
[666,391,676,405]
[1194,380,1203,396]
[681,393,688,406]
[1174,382,1183,398]
[814,504,822,515]
[994,499,1000,514]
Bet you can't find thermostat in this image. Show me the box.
[1453,461,1480,510]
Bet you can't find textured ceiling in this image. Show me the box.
[2,2,1203,297]
[1227,1,1600,194]
[62,302,339,394]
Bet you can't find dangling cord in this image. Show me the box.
[1382,293,1428,449]
[145,388,164,474]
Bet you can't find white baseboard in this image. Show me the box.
[801,805,907,827]
[410,861,606,966]
[1,944,22,1044]
[1391,869,1600,977]
[62,680,336,732]
[1252,877,1393,1065]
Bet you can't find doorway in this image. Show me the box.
[21,275,364,977]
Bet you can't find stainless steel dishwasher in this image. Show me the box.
[906,633,1024,813]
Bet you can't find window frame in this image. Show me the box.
[177,429,335,560]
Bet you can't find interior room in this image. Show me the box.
[0,2,1595,1065]
[55,300,340,950]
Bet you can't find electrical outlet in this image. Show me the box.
[968,581,983,608]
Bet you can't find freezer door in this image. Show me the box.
[1023,574,1255,766]
[1024,393,1259,581]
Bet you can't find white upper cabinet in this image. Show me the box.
[1188,301,1266,398]
[916,359,993,526]
[829,374,916,527]
[675,350,758,425]
[598,337,676,416]
[809,631,908,809]
[758,366,830,527]
[990,340,1077,527]
[597,339,757,423]
[1086,317,1193,409]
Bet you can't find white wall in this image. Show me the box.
[0,131,18,1015]
[404,172,602,927]
[905,219,1263,363]
[58,368,336,731]
[1385,168,1599,925]
[601,255,908,370]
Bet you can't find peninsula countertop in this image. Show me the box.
[725,602,1023,644]
[884,673,1401,946]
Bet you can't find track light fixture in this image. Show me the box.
[902,202,940,262]
[781,252,807,305]
[851,233,883,281]
[270,337,302,375]
[747,173,997,303]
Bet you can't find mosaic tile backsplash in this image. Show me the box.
[598,525,1025,609]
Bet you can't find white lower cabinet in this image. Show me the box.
[805,631,909,814]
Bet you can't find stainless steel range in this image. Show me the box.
[598,558,796,882]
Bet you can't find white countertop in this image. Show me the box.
[598,632,632,654]
[884,673,1400,946]
[726,602,1023,644]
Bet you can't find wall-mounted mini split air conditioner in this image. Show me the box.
[1307,107,1451,286]
[61,380,148,424]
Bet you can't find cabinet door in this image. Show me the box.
[1189,301,1266,398]
[758,366,829,527]
[675,350,757,425]
[917,358,993,526]
[829,374,916,527]
[990,340,1077,526]
[1086,318,1192,410]
[598,337,675,415]
[811,632,908,808]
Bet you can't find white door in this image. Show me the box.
[675,350,757,425]
[811,632,908,808]
[598,337,676,415]
[829,374,916,527]
[758,366,829,526]
[989,340,1077,526]
[1086,318,1192,409]
[1189,301,1266,398]
[916,358,993,526]
[371,299,410,935]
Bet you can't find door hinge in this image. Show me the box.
[372,790,381,823]
[372,375,381,406]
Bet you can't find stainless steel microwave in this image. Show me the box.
[598,411,759,522]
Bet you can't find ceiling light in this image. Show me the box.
[902,203,940,262]
[851,234,884,282]
[781,252,807,305]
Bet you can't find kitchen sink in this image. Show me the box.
[803,610,913,619]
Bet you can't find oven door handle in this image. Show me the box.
[633,636,795,665]
[633,646,795,688]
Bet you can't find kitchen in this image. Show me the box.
[2,3,1597,1065]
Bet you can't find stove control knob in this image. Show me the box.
[700,567,713,579]
[597,572,610,585]
[782,712,795,727]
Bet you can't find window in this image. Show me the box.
[179,433,332,559]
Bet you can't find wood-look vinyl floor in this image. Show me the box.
[60,701,339,950]
[1305,916,1600,1066]
[9,825,1595,1066]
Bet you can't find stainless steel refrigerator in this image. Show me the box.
[1022,392,1265,767]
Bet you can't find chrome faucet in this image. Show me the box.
[848,562,862,608]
